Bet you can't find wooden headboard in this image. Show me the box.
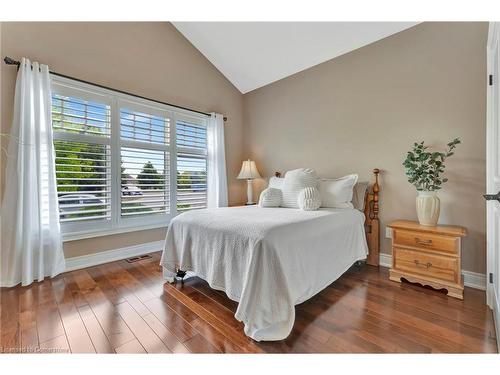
[274,168,380,267]
[364,169,380,266]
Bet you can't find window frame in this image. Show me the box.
[51,75,209,241]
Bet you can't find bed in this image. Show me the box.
[160,169,380,341]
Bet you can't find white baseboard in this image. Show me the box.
[64,240,165,272]
[462,270,487,291]
[378,253,486,291]
[493,288,500,353]
[379,253,392,268]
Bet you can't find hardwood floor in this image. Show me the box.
[0,252,497,353]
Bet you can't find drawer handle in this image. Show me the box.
[414,260,432,269]
[415,237,433,246]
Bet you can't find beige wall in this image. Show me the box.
[0,22,245,258]
[0,22,489,274]
[243,22,488,274]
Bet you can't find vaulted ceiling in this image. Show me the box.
[173,22,419,93]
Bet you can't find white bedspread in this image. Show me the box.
[160,206,368,341]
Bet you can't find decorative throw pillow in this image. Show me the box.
[352,181,369,211]
[281,168,318,208]
[268,176,284,190]
[319,174,358,208]
[258,187,282,207]
[298,187,321,211]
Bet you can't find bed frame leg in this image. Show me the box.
[175,270,187,284]
[355,260,365,268]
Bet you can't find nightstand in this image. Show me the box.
[388,220,467,299]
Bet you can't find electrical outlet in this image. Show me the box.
[385,227,393,239]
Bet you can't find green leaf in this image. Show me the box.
[404,138,460,191]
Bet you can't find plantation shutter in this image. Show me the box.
[119,103,171,219]
[52,92,112,227]
[51,76,211,238]
[176,118,208,212]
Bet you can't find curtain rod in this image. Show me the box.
[3,56,227,122]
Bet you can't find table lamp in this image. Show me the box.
[237,159,261,205]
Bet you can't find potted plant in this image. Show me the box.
[402,138,461,226]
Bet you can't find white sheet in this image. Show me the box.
[160,206,368,341]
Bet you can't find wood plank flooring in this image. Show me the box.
[0,252,497,353]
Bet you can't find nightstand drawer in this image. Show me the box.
[393,247,458,283]
[393,229,458,255]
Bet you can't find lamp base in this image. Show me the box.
[246,179,254,205]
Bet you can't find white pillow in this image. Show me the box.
[352,181,369,211]
[268,176,284,190]
[258,187,282,207]
[281,168,318,208]
[298,187,321,211]
[319,174,358,208]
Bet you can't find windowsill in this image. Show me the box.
[62,222,169,242]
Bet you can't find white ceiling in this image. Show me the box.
[173,22,419,93]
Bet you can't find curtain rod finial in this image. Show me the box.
[4,56,20,66]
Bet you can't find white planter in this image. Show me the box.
[416,191,440,226]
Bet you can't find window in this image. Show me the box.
[51,76,208,238]
[119,103,171,220]
[176,118,208,212]
[52,89,112,235]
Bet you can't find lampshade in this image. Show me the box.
[237,159,261,180]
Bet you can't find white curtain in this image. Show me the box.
[0,58,65,287]
[207,113,228,208]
